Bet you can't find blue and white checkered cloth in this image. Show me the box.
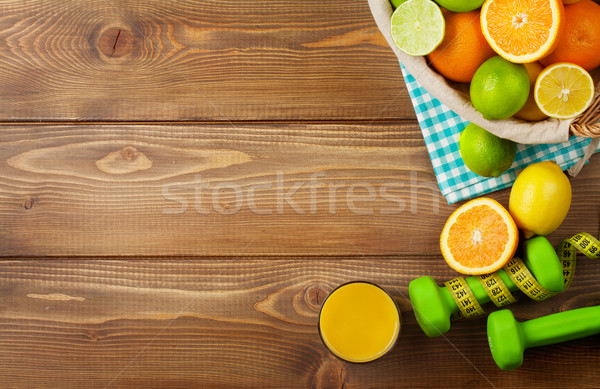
[401,64,599,204]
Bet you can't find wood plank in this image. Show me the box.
[0,122,444,257]
[2,123,599,257]
[0,0,412,121]
[1,257,599,388]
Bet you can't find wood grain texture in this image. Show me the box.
[1,123,599,257]
[0,0,412,121]
[1,258,599,388]
[0,122,446,257]
[2,0,600,386]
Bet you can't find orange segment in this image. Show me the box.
[440,198,519,275]
[481,0,564,63]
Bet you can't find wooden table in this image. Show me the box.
[1,1,599,387]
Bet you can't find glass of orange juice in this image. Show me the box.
[318,281,401,363]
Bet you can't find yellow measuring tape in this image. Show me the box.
[444,277,485,319]
[504,257,558,301]
[558,232,600,289]
[446,232,600,319]
[477,272,518,307]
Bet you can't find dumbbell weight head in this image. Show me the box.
[409,276,454,337]
[488,305,600,370]
[486,309,525,371]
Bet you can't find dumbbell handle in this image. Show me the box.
[520,305,600,348]
[434,270,515,319]
[457,269,516,305]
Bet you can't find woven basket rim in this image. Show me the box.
[571,94,600,138]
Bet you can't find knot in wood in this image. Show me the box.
[312,358,346,389]
[96,146,153,175]
[304,284,330,312]
[86,331,100,342]
[120,146,138,161]
[98,27,135,58]
[23,199,34,210]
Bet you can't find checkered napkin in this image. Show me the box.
[400,64,599,204]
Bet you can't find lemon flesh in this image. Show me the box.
[534,62,595,119]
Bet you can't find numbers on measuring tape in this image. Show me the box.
[476,272,517,307]
[444,277,485,319]
[556,232,600,290]
[504,257,557,302]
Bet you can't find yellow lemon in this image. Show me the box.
[509,161,572,238]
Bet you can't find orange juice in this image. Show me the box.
[318,282,401,363]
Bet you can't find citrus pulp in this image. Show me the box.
[440,197,519,275]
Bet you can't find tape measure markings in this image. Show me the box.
[504,257,558,301]
[444,277,485,319]
[477,272,518,307]
[557,232,600,289]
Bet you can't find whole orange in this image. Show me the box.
[427,11,495,83]
[540,0,600,71]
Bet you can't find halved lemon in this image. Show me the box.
[481,0,564,63]
[534,62,595,119]
[440,197,519,275]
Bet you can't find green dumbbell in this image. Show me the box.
[488,305,600,370]
[409,236,564,337]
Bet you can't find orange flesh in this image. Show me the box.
[447,205,509,268]
[486,0,553,56]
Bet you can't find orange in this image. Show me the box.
[481,0,564,63]
[440,198,519,275]
[540,0,600,71]
[427,11,495,83]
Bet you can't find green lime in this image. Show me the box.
[390,0,408,9]
[459,123,516,177]
[470,56,530,120]
[433,0,484,12]
[390,0,445,56]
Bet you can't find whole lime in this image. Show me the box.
[434,0,484,12]
[459,123,516,177]
[390,0,408,9]
[470,56,530,120]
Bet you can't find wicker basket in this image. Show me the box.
[368,0,600,145]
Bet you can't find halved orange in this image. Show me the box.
[440,198,519,275]
[481,0,564,63]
